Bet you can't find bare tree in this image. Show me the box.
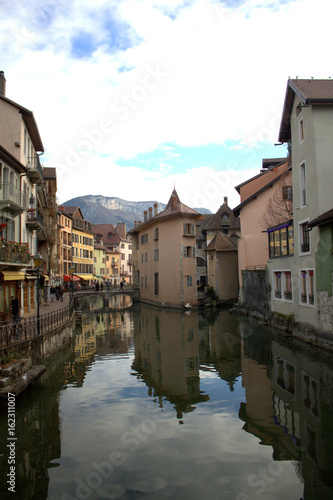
[261,171,293,229]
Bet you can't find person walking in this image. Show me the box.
[50,285,56,302]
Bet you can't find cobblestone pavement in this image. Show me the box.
[24,292,71,318]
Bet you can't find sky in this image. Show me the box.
[1,0,332,212]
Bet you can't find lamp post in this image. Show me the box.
[69,264,75,302]
[33,253,43,336]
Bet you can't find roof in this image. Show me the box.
[206,232,238,252]
[233,174,285,217]
[0,94,44,152]
[234,159,288,194]
[43,167,57,179]
[279,79,333,142]
[309,208,333,228]
[94,242,108,251]
[93,223,128,247]
[130,189,202,233]
[204,202,240,231]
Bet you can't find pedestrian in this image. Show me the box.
[101,282,103,291]
[95,281,99,291]
[50,285,56,302]
[120,279,125,291]
[10,296,19,321]
[107,280,110,291]
[56,285,60,301]
[59,285,64,302]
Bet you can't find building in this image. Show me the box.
[105,248,120,286]
[206,232,239,303]
[93,223,132,283]
[62,206,94,285]
[129,189,202,308]
[268,79,333,340]
[233,158,291,309]
[56,207,73,284]
[93,242,107,283]
[0,71,47,318]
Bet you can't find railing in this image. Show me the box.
[26,155,43,179]
[0,300,74,348]
[1,182,28,209]
[27,209,44,226]
[0,241,31,264]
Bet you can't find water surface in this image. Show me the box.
[1,295,333,499]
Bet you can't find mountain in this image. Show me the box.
[62,195,211,229]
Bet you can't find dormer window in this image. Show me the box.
[222,213,229,221]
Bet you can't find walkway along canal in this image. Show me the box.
[0,295,333,499]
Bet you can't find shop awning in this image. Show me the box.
[1,271,25,281]
[63,274,80,282]
[75,274,94,280]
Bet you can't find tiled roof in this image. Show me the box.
[290,79,333,101]
[279,79,333,142]
[43,167,57,179]
[206,232,238,252]
[130,189,202,232]
[204,203,240,231]
[93,224,128,247]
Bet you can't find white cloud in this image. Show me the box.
[1,0,332,210]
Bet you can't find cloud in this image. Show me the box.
[0,0,332,211]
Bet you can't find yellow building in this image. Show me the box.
[63,206,94,285]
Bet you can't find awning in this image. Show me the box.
[75,274,94,280]
[1,271,25,281]
[42,275,50,281]
[63,274,80,282]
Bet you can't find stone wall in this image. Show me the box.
[240,269,271,318]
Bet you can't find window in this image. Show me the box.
[187,275,193,287]
[183,223,195,236]
[141,253,143,263]
[154,228,159,241]
[282,186,293,201]
[121,253,125,260]
[154,249,159,262]
[273,270,293,301]
[183,246,192,257]
[299,117,304,143]
[299,220,310,253]
[192,246,196,257]
[154,273,159,295]
[145,276,147,288]
[300,162,307,207]
[300,269,314,306]
[197,241,202,249]
[145,252,147,263]
[268,222,294,258]
[140,233,148,245]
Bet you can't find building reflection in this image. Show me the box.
[238,317,333,499]
[132,306,210,421]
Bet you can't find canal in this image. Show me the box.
[1,294,333,499]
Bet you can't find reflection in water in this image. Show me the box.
[0,298,332,499]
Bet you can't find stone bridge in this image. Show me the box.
[73,288,140,303]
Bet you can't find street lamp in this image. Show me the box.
[33,253,43,336]
[69,264,75,301]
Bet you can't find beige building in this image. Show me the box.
[56,208,73,281]
[206,232,239,302]
[130,189,202,308]
[233,158,291,291]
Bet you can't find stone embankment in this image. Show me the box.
[0,359,46,399]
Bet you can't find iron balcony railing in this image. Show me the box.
[0,299,74,348]
[0,241,31,264]
[1,182,28,210]
[26,155,43,175]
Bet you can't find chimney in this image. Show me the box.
[117,222,126,239]
[224,196,228,205]
[148,207,152,219]
[134,220,137,227]
[58,205,65,212]
[144,210,148,222]
[153,202,158,216]
[0,71,6,96]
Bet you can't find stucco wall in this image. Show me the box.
[240,269,271,317]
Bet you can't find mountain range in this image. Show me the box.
[62,195,212,229]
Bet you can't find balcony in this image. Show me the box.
[0,241,31,265]
[26,155,43,185]
[0,183,28,215]
[26,209,44,230]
